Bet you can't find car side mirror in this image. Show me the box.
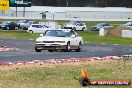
[40,34,43,37]
[71,35,76,38]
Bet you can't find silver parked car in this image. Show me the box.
[90,23,113,31]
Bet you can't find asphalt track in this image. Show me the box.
[0,38,132,62]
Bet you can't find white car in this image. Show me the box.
[27,24,51,33]
[35,29,83,52]
[120,22,132,28]
[63,21,87,31]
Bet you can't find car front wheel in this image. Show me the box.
[35,48,41,52]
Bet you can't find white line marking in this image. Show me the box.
[113,44,119,45]
[101,43,106,44]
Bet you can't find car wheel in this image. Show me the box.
[66,42,70,52]
[29,30,33,33]
[82,27,85,31]
[35,48,41,52]
[76,42,82,52]
[48,50,53,52]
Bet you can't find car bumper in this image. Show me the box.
[35,44,67,50]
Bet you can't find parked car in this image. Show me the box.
[35,29,83,52]
[27,24,52,33]
[18,20,34,30]
[120,22,132,28]
[90,23,113,31]
[63,21,87,31]
[0,21,19,30]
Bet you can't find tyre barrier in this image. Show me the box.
[0,46,18,51]
[0,55,131,66]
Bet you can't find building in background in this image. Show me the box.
[0,6,132,21]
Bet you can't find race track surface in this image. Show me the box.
[0,38,132,62]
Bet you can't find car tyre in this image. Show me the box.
[48,50,53,52]
[35,48,41,52]
[66,42,70,52]
[82,27,85,31]
[29,30,33,33]
[76,42,82,52]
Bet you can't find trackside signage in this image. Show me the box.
[0,0,9,10]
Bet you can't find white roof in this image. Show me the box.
[10,6,132,13]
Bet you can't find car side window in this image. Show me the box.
[70,31,77,37]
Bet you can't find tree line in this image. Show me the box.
[31,0,132,7]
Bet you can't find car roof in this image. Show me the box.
[50,29,72,32]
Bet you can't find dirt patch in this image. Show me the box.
[107,26,132,36]
[107,29,122,36]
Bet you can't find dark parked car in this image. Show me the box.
[0,21,19,30]
[90,23,113,31]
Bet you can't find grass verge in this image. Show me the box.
[0,30,132,45]
[0,59,131,88]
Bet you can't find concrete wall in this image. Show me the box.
[1,10,132,20]
[66,11,132,19]
[122,30,132,38]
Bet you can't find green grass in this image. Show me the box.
[0,60,131,88]
[0,30,132,45]
[0,19,128,27]
[0,30,39,40]
[77,31,132,45]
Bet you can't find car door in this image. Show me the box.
[35,25,45,33]
[69,31,79,48]
[10,22,15,30]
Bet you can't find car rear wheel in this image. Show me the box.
[76,42,82,52]
[82,27,85,31]
[48,50,53,52]
[29,30,33,33]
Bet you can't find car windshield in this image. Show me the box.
[44,30,71,37]
[2,22,10,25]
[32,25,43,28]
